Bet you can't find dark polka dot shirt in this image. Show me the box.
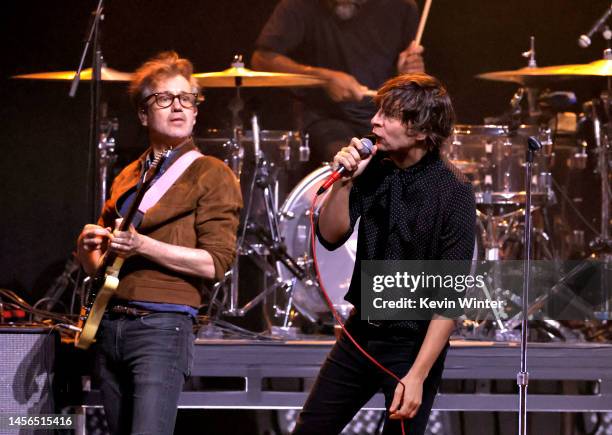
[317,148,477,337]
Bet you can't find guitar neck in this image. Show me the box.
[95,149,170,282]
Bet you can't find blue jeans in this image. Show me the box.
[292,316,447,435]
[94,312,194,435]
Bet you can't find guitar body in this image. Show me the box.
[74,259,123,349]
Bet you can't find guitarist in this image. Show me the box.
[76,51,242,435]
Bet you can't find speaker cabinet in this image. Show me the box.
[0,326,56,434]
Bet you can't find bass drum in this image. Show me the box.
[277,166,357,323]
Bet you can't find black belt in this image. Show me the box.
[108,304,153,317]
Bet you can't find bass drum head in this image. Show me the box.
[277,166,356,323]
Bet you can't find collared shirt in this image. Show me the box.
[317,149,476,337]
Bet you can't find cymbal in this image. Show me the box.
[12,67,133,82]
[193,66,325,88]
[477,58,612,84]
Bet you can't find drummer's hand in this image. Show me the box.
[397,41,425,74]
[332,137,377,180]
[319,69,367,102]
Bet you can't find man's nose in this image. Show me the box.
[371,110,382,127]
[171,97,183,110]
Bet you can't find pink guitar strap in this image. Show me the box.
[138,149,203,214]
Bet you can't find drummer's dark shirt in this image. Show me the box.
[255,0,418,131]
[316,149,476,338]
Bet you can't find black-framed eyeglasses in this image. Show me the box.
[141,92,202,109]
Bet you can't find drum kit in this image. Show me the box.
[14,40,612,338]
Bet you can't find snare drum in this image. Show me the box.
[277,166,356,323]
[446,125,553,205]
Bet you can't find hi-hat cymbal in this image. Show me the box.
[477,58,612,84]
[193,66,325,88]
[12,67,133,82]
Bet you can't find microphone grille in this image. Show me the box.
[360,135,375,155]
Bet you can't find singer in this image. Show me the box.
[293,74,476,434]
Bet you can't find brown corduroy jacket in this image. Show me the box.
[97,140,242,307]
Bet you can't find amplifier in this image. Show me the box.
[0,326,57,434]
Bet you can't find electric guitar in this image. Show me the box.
[74,149,170,349]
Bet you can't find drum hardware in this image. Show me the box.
[98,105,119,214]
[71,0,108,221]
[476,51,612,85]
[193,58,325,88]
[11,66,132,82]
[577,2,612,48]
[276,166,357,324]
[575,86,612,320]
[217,149,309,334]
[12,1,125,221]
[450,124,554,206]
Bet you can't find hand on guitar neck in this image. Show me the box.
[108,218,145,260]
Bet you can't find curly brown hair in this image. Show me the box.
[374,73,455,150]
[129,51,199,108]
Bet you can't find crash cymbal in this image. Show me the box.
[193,66,324,88]
[477,58,612,84]
[12,67,132,82]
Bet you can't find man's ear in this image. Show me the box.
[138,108,148,127]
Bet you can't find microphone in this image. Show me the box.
[316,136,375,195]
[578,4,612,48]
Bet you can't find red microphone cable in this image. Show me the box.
[309,194,407,435]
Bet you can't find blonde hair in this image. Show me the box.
[129,51,199,108]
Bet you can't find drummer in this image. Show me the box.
[251,0,425,172]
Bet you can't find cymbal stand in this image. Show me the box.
[218,107,305,335]
[68,0,107,220]
[98,104,118,210]
[589,83,612,320]
[521,36,542,122]
[223,152,307,329]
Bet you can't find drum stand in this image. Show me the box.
[219,154,310,335]
[588,90,612,320]
[212,87,308,333]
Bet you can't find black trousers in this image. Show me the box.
[292,316,447,435]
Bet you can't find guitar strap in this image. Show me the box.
[138,149,203,214]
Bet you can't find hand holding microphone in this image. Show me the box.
[316,136,377,195]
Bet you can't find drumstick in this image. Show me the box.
[414,0,433,46]
[365,0,433,97]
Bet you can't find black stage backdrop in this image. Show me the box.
[0,0,607,299]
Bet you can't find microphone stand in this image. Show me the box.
[517,136,542,435]
[69,0,105,221]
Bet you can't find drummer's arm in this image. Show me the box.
[251,50,365,102]
[252,50,314,76]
